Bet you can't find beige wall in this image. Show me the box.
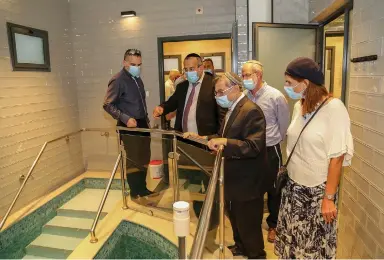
[0,0,84,216]
[163,38,232,81]
[336,0,384,258]
[326,36,344,99]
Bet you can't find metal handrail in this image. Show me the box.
[0,125,213,237]
[218,157,225,259]
[190,146,224,259]
[90,152,122,243]
[116,126,209,147]
[0,130,82,231]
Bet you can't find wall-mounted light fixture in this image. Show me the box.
[121,11,136,18]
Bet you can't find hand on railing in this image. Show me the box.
[183,132,208,146]
[207,138,227,152]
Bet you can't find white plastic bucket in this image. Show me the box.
[149,160,164,179]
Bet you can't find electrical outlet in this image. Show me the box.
[146,91,150,97]
[196,7,203,14]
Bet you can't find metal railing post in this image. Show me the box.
[219,158,225,259]
[0,142,48,230]
[90,153,121,243]
[172,135,180,202]
[179,237,187,259]
[190,146,224,259]
[117,132,128,210]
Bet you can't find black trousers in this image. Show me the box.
[119,119,150,197]
[266,144,283,229]
[226,198,266,259]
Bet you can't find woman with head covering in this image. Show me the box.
[274,57,354,259]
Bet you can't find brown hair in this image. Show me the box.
[288,75,330,115]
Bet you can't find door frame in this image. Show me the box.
[319,0,353,103]
[325,46,336,93]
[157,33,232,104]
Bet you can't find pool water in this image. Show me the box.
[95,220,178,259]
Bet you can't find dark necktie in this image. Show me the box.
[182,83,198,132]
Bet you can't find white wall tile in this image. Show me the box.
[0,0,84,216]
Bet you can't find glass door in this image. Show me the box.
[252,23,321,114]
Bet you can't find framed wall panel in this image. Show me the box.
[201,52,226,72]
[164,55,181,74]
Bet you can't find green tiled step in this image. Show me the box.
[42,216,93,238]
[56,188,121,219]
[23,255,50,259]
[56,208,107,219]
[25,234,83,259]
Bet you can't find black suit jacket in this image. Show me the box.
[211,96,270,201]
[161,73,226,136]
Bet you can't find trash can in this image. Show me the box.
[149,160,164,179]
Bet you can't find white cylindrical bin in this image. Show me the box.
[149,160,164,179]
[173,201,190,237]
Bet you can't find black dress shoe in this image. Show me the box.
[227,244,237,250]
[140,189,159,197]
[229,246,245,256]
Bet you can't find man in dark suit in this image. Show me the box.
[153,53,224,136]
[187,72,269,259]
[154,53,224,234]
[103,48,158,200]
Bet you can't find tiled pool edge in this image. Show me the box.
[0,177,123,259]
[94,220,178,259]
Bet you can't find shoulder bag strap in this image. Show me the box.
[284,97,329,167]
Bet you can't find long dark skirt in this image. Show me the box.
[275,179,338,259]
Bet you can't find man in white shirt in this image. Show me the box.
[242,60,290,243]
[164,69,180,101]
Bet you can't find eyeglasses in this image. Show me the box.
[215,85,234,96]
[126,49,141,56]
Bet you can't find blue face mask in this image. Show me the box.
[128,65,140,77]
[243,79,256,90]
[215,86,235,108]
[215,95,233,108]
[186,71,199,83]
[204,69,213,74]
[284,84,304,100]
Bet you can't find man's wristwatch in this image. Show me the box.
[324,193,336,200]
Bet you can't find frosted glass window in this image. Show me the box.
[15,33,45,64]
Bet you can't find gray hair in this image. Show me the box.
[245,60,264,75]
